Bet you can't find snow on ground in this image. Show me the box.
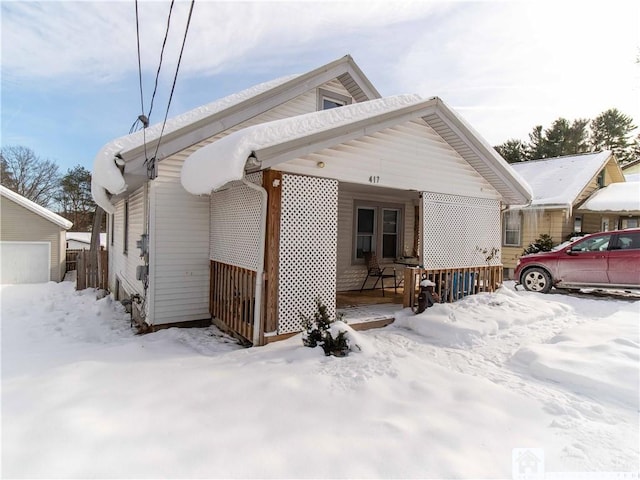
[1,280,638,478]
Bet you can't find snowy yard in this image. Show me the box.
[1,280,638,478]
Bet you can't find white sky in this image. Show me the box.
[1,1,639,172]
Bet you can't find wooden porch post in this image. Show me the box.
[262,170,283,343]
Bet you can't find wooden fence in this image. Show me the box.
[403,265,503,309]
[210,260,257,343]
[76,249,109,291]
[65,249,84,272]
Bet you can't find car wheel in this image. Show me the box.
[521,267,552,293]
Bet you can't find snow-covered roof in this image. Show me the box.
[578,182,640,212]
[181,95,532,205]
[91,74,298,213]
[0,185,73,229]
[509,151,613,209]
[91,55,382,214]
[66,232,107,247]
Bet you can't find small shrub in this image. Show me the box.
[523,234,554,255]
[301,297,349,357]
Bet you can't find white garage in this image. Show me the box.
[0,186,72,284]
[0,241,51,284]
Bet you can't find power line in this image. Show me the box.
[133,0,149,159]
[151,0,195,167]
[147,0,175,123]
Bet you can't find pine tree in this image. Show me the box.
[56,165,96,231]
[590,108,636,161]
[495,139,528,163]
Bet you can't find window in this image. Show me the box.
[354,202,403,261]
[601,217,610,232]
[619,217,639,229]
[110,214,115,246]
[571,234,612,252]
[317,88,351,111]
[615,232,640,250]
[503,211,522,246]
[123,200,129,254]
[597,170,605,188]
[574,216,583,233]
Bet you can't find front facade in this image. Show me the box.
[0,185,73,283]
[502,152,626,278]
[93,56,531,344]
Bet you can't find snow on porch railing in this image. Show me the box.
[402,265,503,308]
[210,260,256,343]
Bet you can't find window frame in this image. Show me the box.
[317,88,352,111]
[352,200,404,264]
[123,200,129,255]
[502,210,522,247]
[110,213,115,246]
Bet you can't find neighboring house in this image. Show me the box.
[622,158,640,182]
[0,185,73,284]
[91,55,531,344]
[66,232,107,250]
[502,151,625,278]
[577,181,640,229]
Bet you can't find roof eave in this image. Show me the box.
[119,55,380,172]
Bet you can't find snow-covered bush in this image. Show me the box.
[300,297,349,356]
[523,234,554,255]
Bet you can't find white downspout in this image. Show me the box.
[242,177,268,346]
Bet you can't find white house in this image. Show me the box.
[91,55,531,344]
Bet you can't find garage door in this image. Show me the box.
[0,242,51,284]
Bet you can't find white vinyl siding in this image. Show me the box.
[148,154,211,325]
[109,187,146,299]
[0,196,66,282]
[278,119,501,200]
[134,79,356,325]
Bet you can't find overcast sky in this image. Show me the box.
[2,0,639,173]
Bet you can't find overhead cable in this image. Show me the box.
[151,0,196,165]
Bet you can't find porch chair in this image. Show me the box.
[360,252,397,296]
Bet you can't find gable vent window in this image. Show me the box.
[317,88,352,111]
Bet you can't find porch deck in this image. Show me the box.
[336,288,405,331]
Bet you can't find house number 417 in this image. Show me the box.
[369,175,380,184]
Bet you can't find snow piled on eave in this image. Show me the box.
[580,182,640,212]
[91,74,300,212]
[510,152,611,208]
[181,94,423,195]
[0,185,73,229]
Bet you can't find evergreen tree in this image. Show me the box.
[0,146,60,207]
[590,108,636,161]
[526,125,546,160]
[495,139,528,163]
[56,165,96,231]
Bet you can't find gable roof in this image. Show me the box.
[0,185,73,229]
[92,55,380,213]
[577,181,640,213]
[181,95,532,205]
[509,151,615,209]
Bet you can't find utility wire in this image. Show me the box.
[151,0,195,165]
[147,0,175,123]
[134,0,149,160]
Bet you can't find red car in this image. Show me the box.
[515,228,640,293]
